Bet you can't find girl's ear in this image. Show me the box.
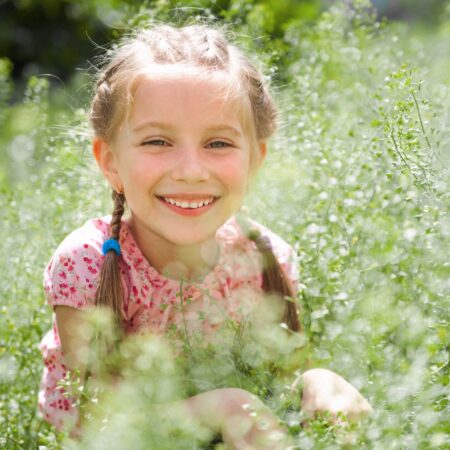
[249,141,267,176]
[92,137,124,193]
[259,141,267,161]
[254,141,267,171]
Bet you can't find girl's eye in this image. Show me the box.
[140,140,233,149]
[142,139,169,147]
[207,141,232,149]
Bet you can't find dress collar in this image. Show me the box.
[116,216,242,287]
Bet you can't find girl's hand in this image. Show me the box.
[292,368,373,423]
[183,388,290,449]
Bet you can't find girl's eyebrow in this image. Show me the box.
[132,120,242,137]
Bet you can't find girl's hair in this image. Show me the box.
[90,24,300,332]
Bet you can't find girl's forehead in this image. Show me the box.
[132,63,230,82]
[134,72,230,100]
[127,68,250,128]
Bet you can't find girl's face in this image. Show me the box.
[95,70,265,248]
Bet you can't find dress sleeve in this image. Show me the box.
[44,231,104,310]
[38,328,80,433]
[39,225,106,432]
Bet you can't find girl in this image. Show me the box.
[38,23,372,448]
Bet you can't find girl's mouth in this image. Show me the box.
[156,195,218,216]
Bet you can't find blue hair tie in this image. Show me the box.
[102,238,121,256]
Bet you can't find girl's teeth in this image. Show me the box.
[163,197,213,209]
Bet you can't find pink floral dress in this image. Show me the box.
[38,215,299,431]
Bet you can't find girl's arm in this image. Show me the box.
[54,305,92,438]
[55,306,91,379]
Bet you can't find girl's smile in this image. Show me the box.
[94,69,265,277]
[156,194,219,217]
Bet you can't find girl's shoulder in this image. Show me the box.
[219,216,297,258]
[43,216,114,310]
[51,216,111,255]
[218,216,299,280]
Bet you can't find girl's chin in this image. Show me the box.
[163,232,218,248]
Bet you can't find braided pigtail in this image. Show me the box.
[237,215,301,333]
[94,190,126,327]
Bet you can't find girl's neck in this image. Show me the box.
[126,217,220,282]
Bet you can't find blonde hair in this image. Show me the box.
[90,23,300,332]
[90,24,277,143]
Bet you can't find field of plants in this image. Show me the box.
[1,1,449,448]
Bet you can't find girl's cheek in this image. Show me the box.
[126,153,170,178]
[218,154,251,181]
[121,150,250,187]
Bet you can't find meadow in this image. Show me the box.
[0,1,449,448]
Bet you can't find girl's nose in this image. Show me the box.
[171,147,210,183]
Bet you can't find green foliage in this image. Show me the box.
[247,1,449,447]
[373,0,449,24]
[1,1,449,449]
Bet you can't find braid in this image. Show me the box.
[94,191,126,327]
[109,191,125,240]
[237,215,301,333]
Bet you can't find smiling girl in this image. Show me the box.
[38,24,371,448]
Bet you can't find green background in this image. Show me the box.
[1,1,449,448]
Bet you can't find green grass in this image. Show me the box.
[1,2,449,449]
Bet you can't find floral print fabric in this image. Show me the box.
[38,215,299,431]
